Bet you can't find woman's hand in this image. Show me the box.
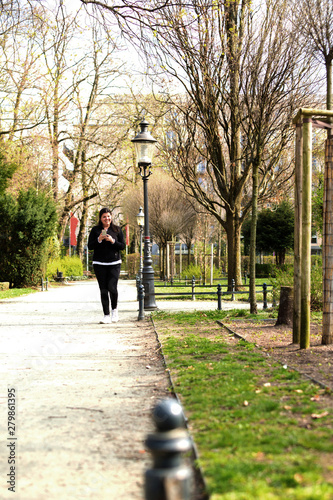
[99,233,114,244]
[106,235,115,244]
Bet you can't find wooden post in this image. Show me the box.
[166,243,170,281]
[322,137,333,345]
[169,241,175,283]
[203,237,206,286]
[179,242,182,280]
[292,109,333,348]
[300,119,312,349]
[293,122,303,343]
[210,243,214,285]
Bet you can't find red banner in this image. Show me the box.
[126,223,130,246]
[70,214,79,246]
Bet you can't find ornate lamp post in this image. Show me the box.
[136,206,144,282]
[132,119,157,310]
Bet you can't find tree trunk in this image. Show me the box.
[300,119,312,349]
[293,123,303,344]
[58,210,70,245]
[51,79,60,201]
[77,201,88,260]
[276,286,293,326]
[322,137,333,345]
[225,208,242,290]
[326,59,332,112]
[250,160,259,314]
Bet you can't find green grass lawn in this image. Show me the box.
[0,288,37,300]
[153,310,332,500]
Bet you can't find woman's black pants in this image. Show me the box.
[93,264,121,315]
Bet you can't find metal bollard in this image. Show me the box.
[41,277,44,292]
[191,276,195,301]
[136,275,140,300]
[145,398,193,500]
[217,283,222,311]
[138,284,145,320]
[263,282,268,309]
[45,277,48,291]
[231,279,235,301]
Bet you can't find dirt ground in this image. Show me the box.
[221,319,333,391]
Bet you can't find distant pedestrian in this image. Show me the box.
[88,208,125,324]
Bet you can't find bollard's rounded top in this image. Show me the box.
[152,398,185,431]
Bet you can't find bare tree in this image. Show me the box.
[0,1,47,138]
[35,2,83,201]
[294,0,333,111]
[121,169,197,276]
[148,170,197,277]
[139,0,313,293]
[56,21,131,251]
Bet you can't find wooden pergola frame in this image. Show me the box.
[293,108,333,348]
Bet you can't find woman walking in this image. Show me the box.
[88,208,126,324]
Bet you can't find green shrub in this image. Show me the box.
[181,262,222,281]
[47,234,61,261]
[256,263,277,277]
[181,263,202,280]
[47,256,83,279]
[311,263,323,310]
[0,188,57,287]
[270,262,323,310]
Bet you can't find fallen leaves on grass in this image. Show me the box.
[311,411,329,419]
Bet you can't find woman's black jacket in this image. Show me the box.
[88,225,125,264]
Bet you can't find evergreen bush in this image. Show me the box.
[0,188,57,287]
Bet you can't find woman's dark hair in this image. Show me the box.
[98,207,120,232]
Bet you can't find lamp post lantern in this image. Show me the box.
[136,206,144,282]
[132,119,157,310]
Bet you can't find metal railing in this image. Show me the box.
[137,276,273,319]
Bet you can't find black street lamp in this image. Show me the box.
[136,206,144,282]
[132,119,157,310]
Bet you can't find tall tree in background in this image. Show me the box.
[36,2,82,201]
[243,200,294,266]
[148,170,197,277]
[122,169,197,277]
[56,21,130,252]
[152,0,312,292]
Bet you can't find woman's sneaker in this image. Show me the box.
[111,309,119,323]
[100,315,111,324]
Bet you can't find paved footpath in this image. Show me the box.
[0,280,250,500]
[0,280,171,500]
